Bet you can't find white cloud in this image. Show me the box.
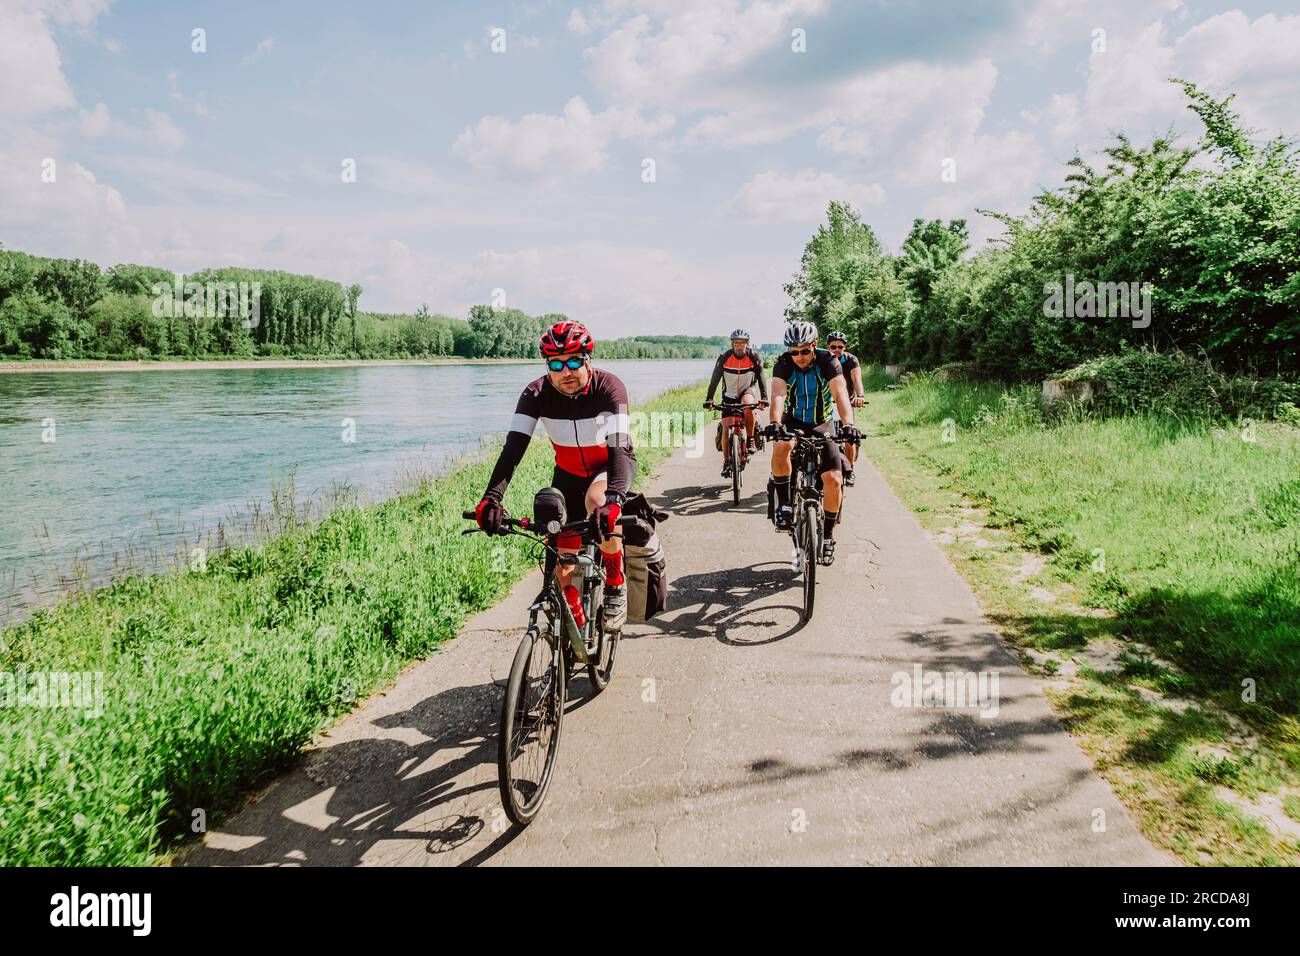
[454,96,674,180]
[919,131,1049,248]
[1036,9,1300,161]
[141,109,185,150]
[0,0,78,120]
[1022,0,1185,54]
[729,169,884,223]
[79,101,111,138]
[32,0,111,25]
[366,157,457,197]
[567,7,591,33]
[1172,11,1300,139]
[166,70,210,117]
[94,155,276,200]
[242,36,275,66]
[581,0,828,109]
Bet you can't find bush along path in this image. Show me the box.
[859,373,1300,865]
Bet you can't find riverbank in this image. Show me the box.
[0,357,539,374]
[0,382,707,866]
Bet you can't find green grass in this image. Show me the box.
[0,382,706,866]
[875,373,1300,722]
[861,369,1300,864]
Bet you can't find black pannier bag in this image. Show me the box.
[620,492,669,621]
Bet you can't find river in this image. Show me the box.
[0,359,712,622]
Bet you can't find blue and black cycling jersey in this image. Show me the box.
[771,347,843,425]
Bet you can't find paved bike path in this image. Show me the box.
[180,437,1168,866]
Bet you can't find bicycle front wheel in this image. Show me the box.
[730,432,742,506]
[801,501,819,621]
[587,585,620,692]
[498,621,565,827]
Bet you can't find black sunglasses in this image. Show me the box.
[789,347,814,356]
[546,356,587,372]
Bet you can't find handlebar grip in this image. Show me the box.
[462,510,476,520]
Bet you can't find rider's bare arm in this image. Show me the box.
[830,374,854,427]
[768,376,787,424]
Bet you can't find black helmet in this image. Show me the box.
[827,329,848,344]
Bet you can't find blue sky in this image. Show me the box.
[3,0,1298,345]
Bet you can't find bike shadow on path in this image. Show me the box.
[626,561,809,646]
[179,672,605,867]
[655,482,768,518]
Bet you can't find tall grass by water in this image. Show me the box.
[0,383,706,866]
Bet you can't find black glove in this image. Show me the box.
[841,424,861,442]
[475,496,506,535]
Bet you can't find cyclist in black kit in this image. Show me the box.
[763,321,859,563]
[826,330,866,486]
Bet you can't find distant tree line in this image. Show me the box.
[0,250,728,361]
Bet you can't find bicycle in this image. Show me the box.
[461,498,636,827]
[763,424,850,622]
[706,399,768,506]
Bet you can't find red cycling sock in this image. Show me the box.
[602,549,625,586]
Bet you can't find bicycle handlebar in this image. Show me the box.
[462,510,636,536]
[764,426,853,445]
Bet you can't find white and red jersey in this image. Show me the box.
[484,368,636,501]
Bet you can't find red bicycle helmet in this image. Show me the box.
[539,321,594,357]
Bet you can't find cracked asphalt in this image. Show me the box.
[178,435,1169,866]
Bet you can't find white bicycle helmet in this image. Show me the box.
[784,321,818,347]
[729,328,750,341]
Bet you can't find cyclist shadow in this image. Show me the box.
[631,561,808,646]
[179,677,559,867]
[655,483,768,518]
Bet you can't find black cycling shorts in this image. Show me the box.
[780,413,845,475]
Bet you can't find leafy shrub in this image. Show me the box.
[1060,349,1299,422]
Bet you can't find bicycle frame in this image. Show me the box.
[464,511,629,664]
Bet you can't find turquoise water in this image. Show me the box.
[0,360,711,620]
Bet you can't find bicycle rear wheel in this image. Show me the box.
[801,501,819,621]
[498,619,565,827]
[730,431,742,506]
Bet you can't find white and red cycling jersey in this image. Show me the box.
[484,367,635,502]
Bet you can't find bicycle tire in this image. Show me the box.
[801,501,819,620]
[586,581,620,692]
[498,621,565,827]
[730,431,742,506]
